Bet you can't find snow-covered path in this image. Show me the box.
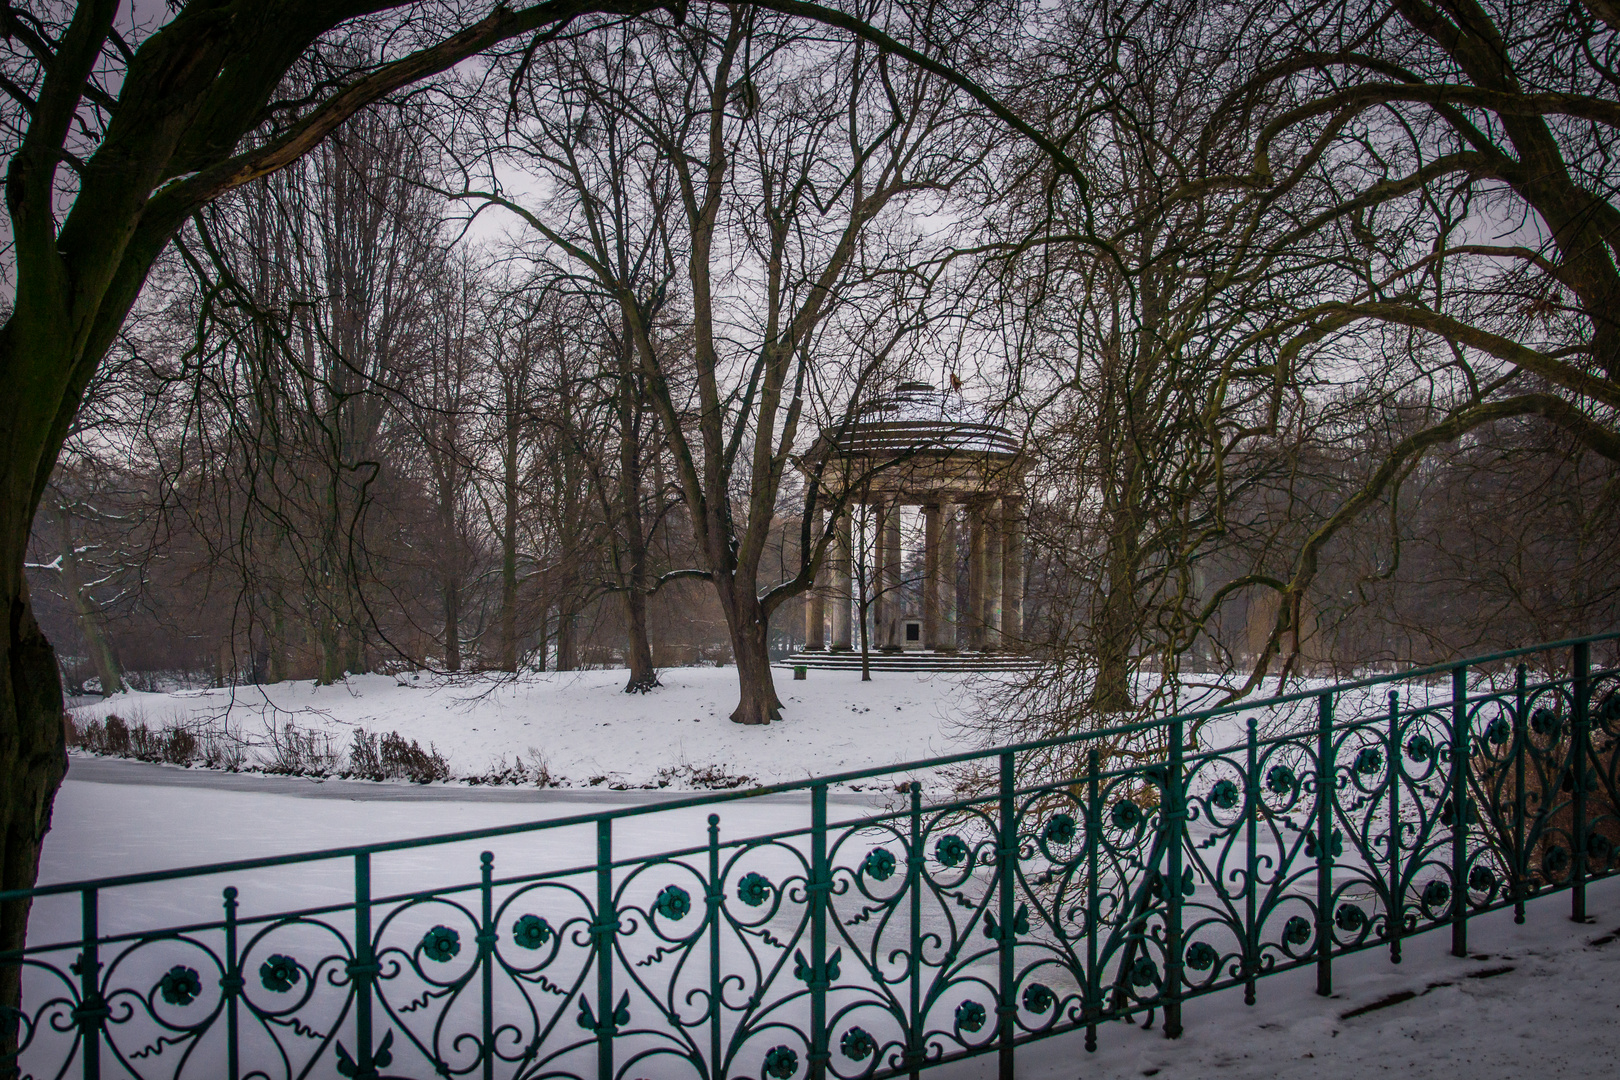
[36,769,1620,1079]
[991,876,1620,1079]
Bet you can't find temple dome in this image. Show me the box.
[816,381,1021,459]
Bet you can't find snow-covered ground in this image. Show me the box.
[36,768,1620,1079]
[68,667,985,790]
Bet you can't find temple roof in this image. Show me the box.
[811,382,1021,460]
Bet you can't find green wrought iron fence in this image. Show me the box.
[3,634,1618,1080]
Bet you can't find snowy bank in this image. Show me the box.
[66,667,987,790]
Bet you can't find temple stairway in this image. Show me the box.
[777,649,1043,673]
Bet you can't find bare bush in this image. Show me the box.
[264,722,341,777]
[467,750,560,787]
[379,732,449,784]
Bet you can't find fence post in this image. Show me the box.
[76,889,102,1080]
[223,886,241,1080]
[1514,664,1528,924]
[1164,715,1185,1039]
[1315,693,1334,997]
[1387,691,1403,964]
[809,784,829,1080]
[998,750,1016,1080]
[907,782,923,1079]
[352,854,376,1079]
[1244,717,1258,1006]
[1085,748,1101,1053]
[707,814,722,1078]
[596,819,615,1080]
[480,852,495,1080]
[1450,665,1469,957]
[1572,641,1591,923]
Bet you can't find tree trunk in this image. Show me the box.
[0,578,69,1064]
[716,578,782,724]
[615,356,658,694]
[556,607,577,672]
[621,587,657,693]
[443,575,461,672]
[500,411,520,673]
[1089,525,1138,713]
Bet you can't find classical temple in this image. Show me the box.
[787,382,1034,670]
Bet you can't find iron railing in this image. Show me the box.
[3,633,1618,1079]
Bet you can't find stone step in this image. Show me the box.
[776,650,1043,673]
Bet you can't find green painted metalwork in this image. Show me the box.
[2,633,1619,1078]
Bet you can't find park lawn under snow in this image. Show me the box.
[70,666,989,790]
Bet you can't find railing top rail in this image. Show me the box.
[7,630,1614,905]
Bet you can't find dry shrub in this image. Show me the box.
[380,731,449,784]
[467,751,560,787]
[344,728,449,783]
[265,722,341,777]
[651,762,754,790]
[346,729,385,781]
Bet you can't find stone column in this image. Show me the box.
[880,499,903,652]
[804,510,826,651]
[922,502,943,649]
[831,508,853,650]
[1000,494,1024,651]
[983,500,1003,651]
[966,501,986,651]
[939,503,959,652]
